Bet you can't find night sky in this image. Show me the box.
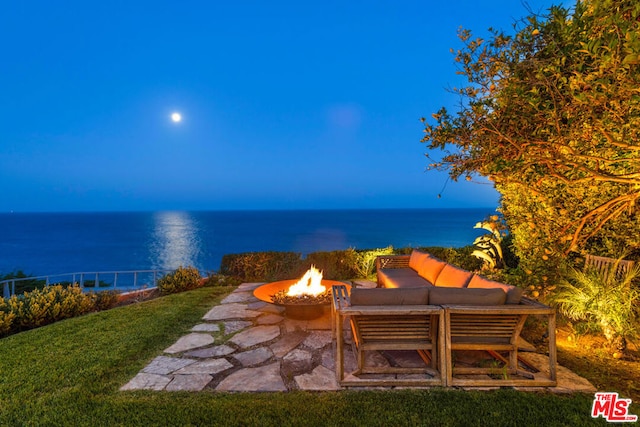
[1,0,569,212]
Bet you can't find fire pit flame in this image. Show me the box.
[252,270,350,320]
[286,265,325,297]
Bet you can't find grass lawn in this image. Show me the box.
[0,286,634,426]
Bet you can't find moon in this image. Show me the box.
[171,112,182,123]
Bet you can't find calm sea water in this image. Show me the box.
[0,209,495,276]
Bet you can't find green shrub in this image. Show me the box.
[3,285,95,333]
[33,285,93,328]
[157,266,202,295]
[0,298,16,336]
[220,252,302,281]
[354,246,394,279]
[550,263,640,352]
[202,273,242,287]
[91,290,121,311]
[303,249,358,279]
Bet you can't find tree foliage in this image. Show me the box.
[421,0,640,277]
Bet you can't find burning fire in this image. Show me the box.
[286,265,326,297]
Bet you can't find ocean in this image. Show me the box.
[0,208,496,277]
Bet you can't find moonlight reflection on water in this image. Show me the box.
[150,211,202,271]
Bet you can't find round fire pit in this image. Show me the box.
[253,280,349,320]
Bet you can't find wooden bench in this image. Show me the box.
[332,285,445,387]
[443,299,557,387]
[584,254,635,279]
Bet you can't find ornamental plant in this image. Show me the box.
[220,252,302,281]
[551,261,640,352]
[157,266,202,295]
[0,298,16,336]
[202,273,242,287]
[10,284,95,330]
[0,284,119,337]
[353,246,394,279]
[472,216,506,270]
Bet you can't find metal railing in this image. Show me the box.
[1,269,176,298]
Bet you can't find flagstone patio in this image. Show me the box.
[120,282,597,393]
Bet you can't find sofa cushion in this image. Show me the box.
[350,287,430,306]
[467,275,524,304]
[378,268,433,288]
[429,287,506,306]
[419,255,448,284]
[409,250,431,272]
[506,287,524,304]
[434,264,474,288]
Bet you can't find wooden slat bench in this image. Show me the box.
[443,299,557,387]
[332,285,445,387]
[584,254,635,279]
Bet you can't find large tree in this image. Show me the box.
[422,0,640,280]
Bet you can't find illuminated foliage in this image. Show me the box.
[551,262,640,351]
[422,0,640,277]
[353,246,395,279]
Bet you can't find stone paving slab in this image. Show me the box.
[221,291,257,304]
[283,349,313,374]
[270,330,308,358]
[303,331,332,349]
[229,325,280,348]
[203,303,262,321]
[257,314,285,325]
[222,320,253,335]
[295,365,340,391]
[142,356,196,375]
[233,347,274,367]
[166,374,213,391]
[384,350,429,368]
[191,323,220,332]
[121,373,172,391]
[215,362,287,392]
[184,345,235,359]
[164,333,215,354]
[282,318,310,333]
[174,358,234,375]
[365,350,392,368]
[321,347,336,370]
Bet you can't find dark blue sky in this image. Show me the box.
[1,0,568,212]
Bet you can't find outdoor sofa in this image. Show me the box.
[332,250,557,387]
